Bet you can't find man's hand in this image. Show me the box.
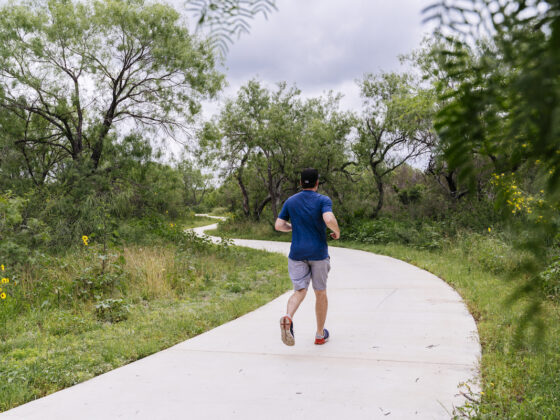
[323,211,340,240]
[275,218,292,232]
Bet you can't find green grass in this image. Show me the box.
[181,215,219,228]
[206,218,291,242]
[0,218,290,412]
[337,241,560,419]
[211,219,560,419]
[207,207,233,217]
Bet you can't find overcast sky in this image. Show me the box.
[201,0,436,115]
[158,0,436,160]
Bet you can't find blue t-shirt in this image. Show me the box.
[278,190,333,261]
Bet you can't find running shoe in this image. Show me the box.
[279,315,295,346]
[314,328,330,345]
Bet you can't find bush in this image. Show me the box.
[539,259,560,300]
[94,298,130,323]
[0,192,31,264]
[74,264,126,300]
[210,207,229,216]
[343,218,445,249]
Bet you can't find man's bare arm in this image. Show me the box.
[323,211,340,240]
[275,218,292,232]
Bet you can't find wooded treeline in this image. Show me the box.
[199,69,464,223]
[0,0,558,274]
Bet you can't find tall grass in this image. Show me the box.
[124,246,175,299]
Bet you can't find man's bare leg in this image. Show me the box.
[287,288,307,318]
[314,289,328,335]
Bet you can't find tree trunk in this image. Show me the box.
[91,95,119,169]
[236,172,250,218]
[255,195,271,221]
[444,171,458,197]
[266,160,279,220]
[269,198,278,220]
[235,152,251,218]
[372,171,384,219]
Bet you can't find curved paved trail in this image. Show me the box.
[2,219,480,420]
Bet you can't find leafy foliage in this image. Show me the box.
[355,72,437,217]
[423,2,559,216]
[0,0,223,175]
[200,79,354,220]
[188,0,277,54]
[94,298,130,323]
[421,0,560,338]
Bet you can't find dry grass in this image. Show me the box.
[124,246,175,299]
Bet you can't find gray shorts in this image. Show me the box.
[288,257,331,291]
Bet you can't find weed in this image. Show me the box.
[95,299,130,323]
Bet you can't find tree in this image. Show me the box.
[200,80,353,221]
[402,38,474,201]
[424,0,560,337]
[0,0,223,178]
[424,1,560,192]
[178,159,213,207]
[199,80,269,219]
[354,72,436,218]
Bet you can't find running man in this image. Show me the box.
[274,168,340,346]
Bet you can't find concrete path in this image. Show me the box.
[2,220,480,420]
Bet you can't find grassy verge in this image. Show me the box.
[0,218,290,412]
[206,218,291,242]
[180,215,219,228]
[210,219,560,418]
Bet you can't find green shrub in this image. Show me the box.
[454,232,531,275]
[74,267,126,300]
[343,218,445,249]
[539,259,560,300]
[94,298,130,323]
[0,192,30,264]
[208,207,226,215]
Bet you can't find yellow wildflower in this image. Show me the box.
[1,278,8,284]
[0,292,6,299]
[488,227,492,233]
[1,264,4,271]
[82,235,89,246]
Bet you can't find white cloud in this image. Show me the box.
[154,0,438,158]
[223,0,434,87]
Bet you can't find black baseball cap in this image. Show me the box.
[301,168,319,188]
